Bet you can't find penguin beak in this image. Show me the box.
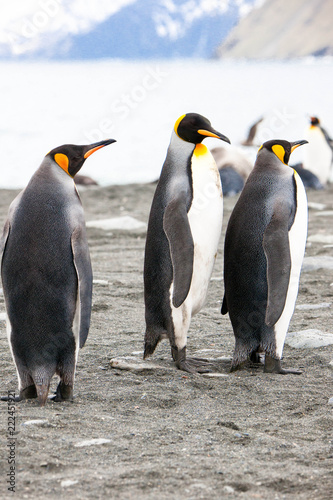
[83,139,117,159]
[291,140,308,153]
[197,129,231,144]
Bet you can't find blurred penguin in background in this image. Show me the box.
[303,116,333,185]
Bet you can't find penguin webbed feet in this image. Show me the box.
[1,393,23,402]
[143,327,165,359]
[230,351,302,375]
[49,381,74,402]
[1,385,37,402]
[263,355,302,375]
[171,346,216,374]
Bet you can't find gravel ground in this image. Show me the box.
[0,181,332,500]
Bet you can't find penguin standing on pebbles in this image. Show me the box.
[144,113,230,373]
[0,139,115,405]
[222,139,308,374]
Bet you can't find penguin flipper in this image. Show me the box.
[71,227,93,348]
[221,295,228,315]
[263,204,291,327]
[163,196,194,308]
[0,219,10,256]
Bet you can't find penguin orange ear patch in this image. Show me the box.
[272,144,286,164]
[54,153,70,174]
[174,114,186,137]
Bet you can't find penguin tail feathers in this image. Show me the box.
[143,327,167,359]
[32,369,51,406]
[36,384,50,406]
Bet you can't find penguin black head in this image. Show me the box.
[258,139,308,165]
[47,139,116,177]
[310,116,320,126]
[174,113,230,145]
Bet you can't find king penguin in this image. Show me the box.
[0,139,115,405]
[303,116,333,185]
[144,113,230,373]
[222,139,308,374]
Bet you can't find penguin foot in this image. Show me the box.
[171,346,215,374]
[50,382,73,402]
[264,355,302,375]
[1,394,22,402]
[230,363,244,372]
[1,385,38,402]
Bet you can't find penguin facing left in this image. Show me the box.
[222,139,308,374]
[0,139,115,405]
[144,113,230,373]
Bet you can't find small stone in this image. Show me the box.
[328,398,333,406]
[110,357,172,372]
[0,312,6,321]
[223,485,235,494]
[86,216,146,231]
[61,480,79,488]
[22,420,50,427]
[307,202,327,210]
[74,438,111,448]
[286,330,333,349]
[296,302,331,310]
[314,210,333,217]
[93,280,109,286]
[203,373,228,378]
[302,256,333,272]
[307,234,333,244]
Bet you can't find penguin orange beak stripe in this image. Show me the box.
[198,129,231,144]
[83,139,116,159]
[291,140,308,153]
[84,145,107,159]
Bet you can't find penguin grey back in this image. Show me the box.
[1,139,115,405]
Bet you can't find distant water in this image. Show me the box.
[0,58,332,189]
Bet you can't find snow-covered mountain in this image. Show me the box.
[0,0,258,60]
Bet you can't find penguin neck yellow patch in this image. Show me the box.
[54,153,72,177]
[193,143,208,157]
[174,114,186,137]
[272,144,286,164]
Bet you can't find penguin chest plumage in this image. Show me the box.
[303,127,332,184]
[273,170,308,357]
[186,144,223,314]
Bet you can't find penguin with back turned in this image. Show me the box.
[222,139,308,374]
[144,113,230,373]
[0,139,115,405]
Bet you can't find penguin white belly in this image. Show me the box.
[303,127,332,184]
[273,171,308,357]
[187,144,223,315]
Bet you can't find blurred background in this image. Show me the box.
[0,0,332,188]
